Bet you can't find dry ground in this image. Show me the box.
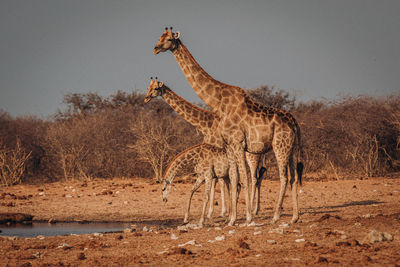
[0,176,400,266]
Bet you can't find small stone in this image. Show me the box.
[77,252,86,260]
[65,194,72,198]
[269,228,284,234]
[214,227,222,231]
[295,238,305,242]
[267,240,277,244]
[171,233,179,240]
[299,189,304,194]
[215,235,226,241]
[36,235,45,240]
[254,231,262,235]
[142,226,149,232]
[123,228,133,233]
[228,230,236,235]
[93,232,103,237]
[38,192,45,196]
[123,201,129,205]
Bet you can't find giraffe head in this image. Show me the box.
[153,27,181,55]
[144,77,165,103]
[161,179,171,203]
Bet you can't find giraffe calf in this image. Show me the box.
[161,143,232,227]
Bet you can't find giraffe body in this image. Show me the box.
[153,28,303,225]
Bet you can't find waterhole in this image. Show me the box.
[0,219,180,237]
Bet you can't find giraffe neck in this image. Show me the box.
[163,144,202,184]
[172,43,226,110]
[162,86,215,136]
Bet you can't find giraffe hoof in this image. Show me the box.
[291,217,299,224]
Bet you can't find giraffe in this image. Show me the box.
[161,143,231,226]
[144,77,266,217]
[153,27,303,225]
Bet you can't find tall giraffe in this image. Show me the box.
[161,143,231,226]
[144,77,266,216]
[153,27,303,225]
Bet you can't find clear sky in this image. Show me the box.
[1,0,399,117]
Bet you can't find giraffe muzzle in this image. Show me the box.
[153,47,161,55]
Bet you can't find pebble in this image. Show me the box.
[254,231,262,235]
[267,240,277,244]
[65,194,72,198]
[171,233,179,240]
[269,228,284,234]
[142,226,149,232]
[36,235,45,240]
[228,230,236,235]
[295,238,305,243]
[215,235,226,241]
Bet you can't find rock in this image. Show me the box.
[178,240,201,247]
[362,230,394,244]
[254,231,262,235]
[77,252,86,260]
[171,233,179,240]
[228,230,236,235]
[268,228,284,234]
[123,228,134,233]
[57,243,73,249]
[215,235,226,241]
[238,238,250,249]
[36,235,45,240]
[142,226,149,232]
[267,240,277,244]
[295,238,305,243]
[214,226,222,230]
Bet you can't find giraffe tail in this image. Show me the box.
[295,123,304,186]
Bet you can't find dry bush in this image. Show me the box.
[295,96,400,177]
[129,109,202,181]
[247,85,296,110]
[0,139,31,186]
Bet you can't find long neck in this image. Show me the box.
[163,144,201,184]
[172,43,225,110]
[162,86,215,136]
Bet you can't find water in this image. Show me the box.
[0,222,132,237]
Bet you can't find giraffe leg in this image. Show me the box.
[255,166,266,215]
[289,157,299,223]
[271,158,289,225]
[207,178,217,219]
[247,153,260,216]
[218,178,227,217]
[184,176,204,224]
[227,148,239,226]
[199,175,213,227]
[230,144,252,225]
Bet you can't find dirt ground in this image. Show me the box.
[0,175,400,266]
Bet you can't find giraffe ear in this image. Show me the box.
[174,31,180,39]
[158,81,164,87]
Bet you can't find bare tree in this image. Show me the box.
[0,139,31,186]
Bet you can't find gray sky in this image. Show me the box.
[1,0,399,117]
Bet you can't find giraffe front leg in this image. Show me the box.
[199,176,212,227]
[207,178,217,219]
[246,153,260,216]
[219,178,227,217]
[227,153,239,226]
[237,150,252,224]
[184,177,204,224]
